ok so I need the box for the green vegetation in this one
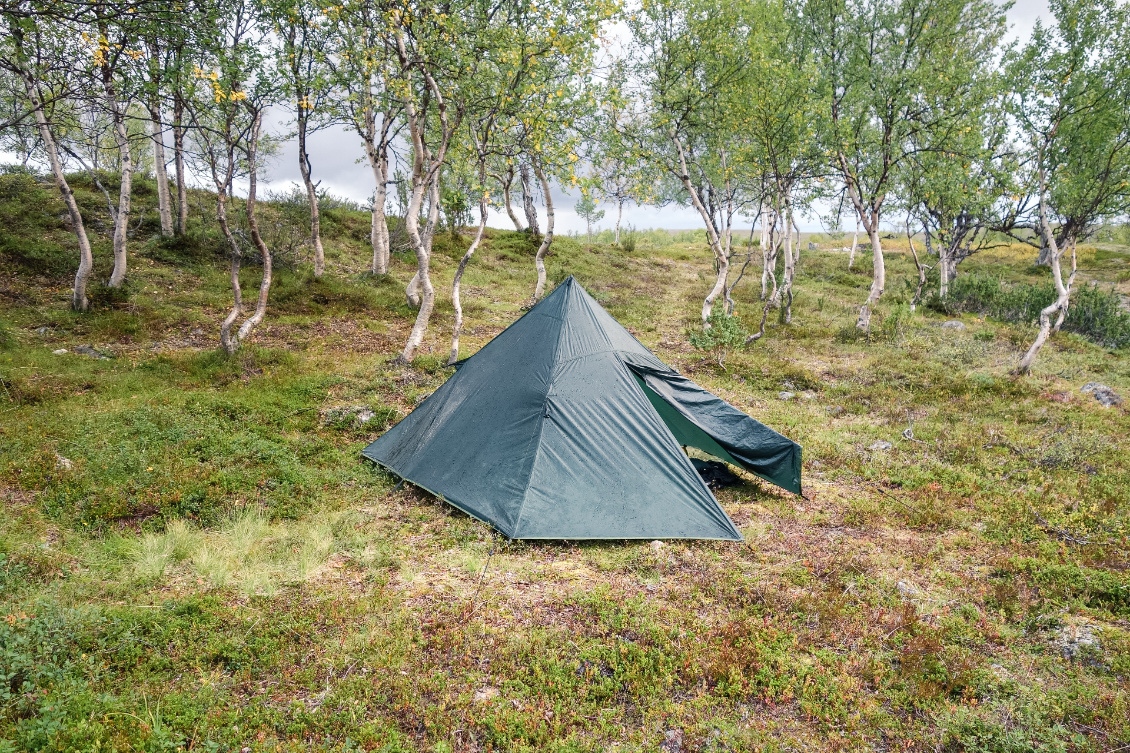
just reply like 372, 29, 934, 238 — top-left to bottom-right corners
0, 176, 1128, 751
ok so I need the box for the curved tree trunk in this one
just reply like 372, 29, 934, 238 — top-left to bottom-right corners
668, 132, 728, 326
1016, 186, 1077, 375
614, 199, 624, 245
23, 75, 94, 311
531, 163, 556, 303
907, 222, 928, 311
218, 186, 242, 354
450, 172, 489, 365
236, 110, 272, 342
856, 222, 885, 330
398, 170, 438, 362
848, 217, 860, 269
499, 167, 524, 231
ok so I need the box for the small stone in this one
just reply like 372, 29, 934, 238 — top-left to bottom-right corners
897, 580, 918, 597
473, 686, 499, 703
778, 391, 796, 400
1054, 623, 1102, 664
800, 390, 817, 400
55, 454, 74, 471
649, 540, 665, 552
941, 320, 966, 330
190, 327, 204, 336
1081, 382, 1122, 407
807, 242, 818, 250
826, 405, 844, 416
36, 326, 50, 336
73, 344, 110, 360
52, 348, 68, 355
809, 460, 823, 468
660, 729, 685, 753
868, 440, 893, 451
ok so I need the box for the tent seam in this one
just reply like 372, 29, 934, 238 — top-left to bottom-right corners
510, 280, 574, 538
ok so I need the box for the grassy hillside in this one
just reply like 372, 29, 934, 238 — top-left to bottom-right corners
1, 167, 1128, 752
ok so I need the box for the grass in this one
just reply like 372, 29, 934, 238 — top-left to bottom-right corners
0, 173, 1128, 751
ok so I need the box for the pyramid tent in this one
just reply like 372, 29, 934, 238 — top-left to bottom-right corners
362, 276, 801, 541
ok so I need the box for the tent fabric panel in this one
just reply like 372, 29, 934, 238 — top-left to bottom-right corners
621, 354, 802, 495
632, 374, 742, 467
515, 352, 742, 541
361, 291, 571, 535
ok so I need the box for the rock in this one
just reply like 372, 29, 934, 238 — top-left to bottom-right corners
778, 391, 796, 400
52, 348, 68, 355
660, 729, 685, 753
649, 540, 665, 552
782, 380, 797, 390
1054, 623, 1102, 664
54, 454, 74, 471
73, 345, 110, 360
1081, 382, 1122, 407
35, 326, 50, 336
800, 390, 817, 400
897, 580, 918, 598
190, 327, 204, 336
321, 405, 379, 428
807, 242, 818, 250
941, 320, 966, 330
826, 405, 844, 416
809, 459, 822, 468
473, 686, 499, 703
868, 440, 893, 451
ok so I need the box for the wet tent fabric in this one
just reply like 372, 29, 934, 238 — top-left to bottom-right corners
361, 276, 801, 540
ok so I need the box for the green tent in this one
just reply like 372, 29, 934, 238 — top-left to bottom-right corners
362, 276, 801, 541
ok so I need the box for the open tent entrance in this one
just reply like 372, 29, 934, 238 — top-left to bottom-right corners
631, 374, 741, 467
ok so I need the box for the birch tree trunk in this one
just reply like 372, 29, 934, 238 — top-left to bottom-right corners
531, 163, 555, 302
22, 73, 94, 311
848, 217, 859, 269
907, 222, 928, 311
296, 109, 325, 277
218, 182, 242, 354
669, 132, 728, 325
105, 79, 133, 289
614, 199, 623, 245
519, 162, 540, 235
236, 109, 272, 342
759, 208, 770, 300
450, 165, 489, 364
149, 102, 174, 237
781, 199, 796, 323
364, 110, 392, 274
398, 168, 438, 362
173, 94, 189, 236
1015, 188, 1077, 375
840, 170, 884, 330
496, 167, 524, 231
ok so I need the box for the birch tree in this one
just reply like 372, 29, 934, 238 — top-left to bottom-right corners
185, 0, 278, 353
1, 3, 95, 310
802, 0, 1006, 329
626, 0, 758, 326
1009, 0, 1130, 374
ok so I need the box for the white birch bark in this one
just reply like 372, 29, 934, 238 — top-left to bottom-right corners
149, 104, 173, 237
450, 169, 489, 364
364, 108, 392, 274
519, 162, 540, 235
848, 217, 859, 269
669, 131, 728, 325
21, 72, 94, 311
1015, 182, 1077, 375
236, 109, 272, 341
296, 110, 325, 277
173, 94, 188, 236
531, 163, 555, 302
105, 75, 133, 289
